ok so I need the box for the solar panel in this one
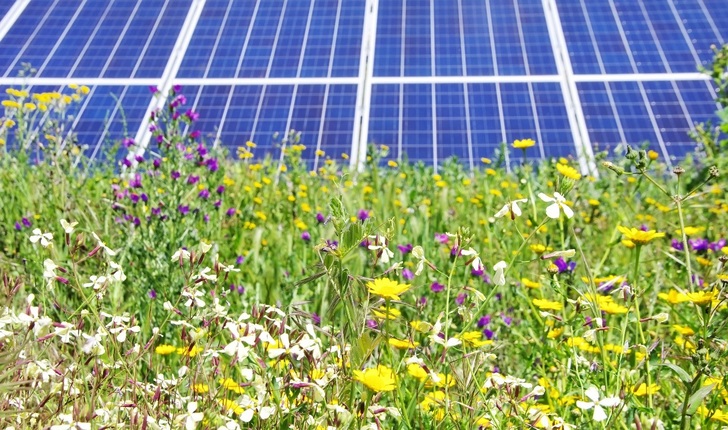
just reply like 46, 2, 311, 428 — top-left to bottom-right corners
0, 0, 725, 170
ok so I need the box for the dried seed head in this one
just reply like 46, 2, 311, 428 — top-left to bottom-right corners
709, 166, 719, 178
673, 166, 685, 176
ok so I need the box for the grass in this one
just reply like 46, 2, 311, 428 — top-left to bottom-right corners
0, 48, 727, 429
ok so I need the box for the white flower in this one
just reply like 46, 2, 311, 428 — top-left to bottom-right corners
91, 232, 116, 256
268, 333, 304, 360
576, 386, 620, 422
178, 402, 204, 430
83, 275, 107, 290
43, 259, 58, 279
538, 192, 574, 219
194, 267, 217, 282
493, 261, 507, 286
182, 288, 206, 308
29, 229, 53, 247
199, 241, 212, 254
60, 219, 78, 234
108, 261, 126, 282
171, 248, 191, 262
494, 199, 528, 219
411, 246, 427, 275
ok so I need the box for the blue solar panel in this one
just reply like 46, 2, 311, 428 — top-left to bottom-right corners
558, 0, 725, 75
368, 82, 576, 166
0, 1, 191, 79
577, 80, 717, 159
0, 2, 13, 18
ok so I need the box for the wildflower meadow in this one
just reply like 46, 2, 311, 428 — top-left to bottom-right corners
0, 48, 728, 430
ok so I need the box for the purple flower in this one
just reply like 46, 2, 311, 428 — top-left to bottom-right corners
671, 239, 684, 251
311, 313, 321, 325
148, 289, 157, 299
178, 205, 189, 215
482, 328, 494, 340
237, 285, 245, 294
325, 240, 339, 250
203, 214, 210, 223
471, 263, 485, 277
455, 292, 467, 306
359, 238, 371, 248
135, 155, 144, 164
14, 221, 22, 231
553, 257, 576, 273
189, 130, 201, 139
226, 208, 236, 217
198, 189, 210, 199
173, 84, 182, 93
185, 109, 199, 121
689, 238, 709, 252
207, 158, 219, 172
149, 85, 159, 94
196, 144, 207, 157
130, 194, 140, 204
501, 315, 513, 326
129, 174, 142, 188
357, 209, 370, 221
435, 233, 449, 244
418, 296, 427, 306
301, 231, 311, 242
140, 193, 148, 202
477, 315, 491, 328
171, 171, 180, 180
709, 238, 726, 252
153, 158, 161, 169
366, 319, 378, 329
397, 243, 413, 254
156, 134, 164, 143
213, 200, 222, 208
236, 256, 245, 265
640, 224, 649, 232
216, 185, 225, 195
149, 124, 157, 132
151, 207, 162, 217
121, 158, 132, 168
133, 217, 141, 226
402, 269, 414, 280
187, 175, 199, 185
122, 137, 135, 148
430, 281, 445, 293
316, 212, 326, 224
22, 217, 31, 228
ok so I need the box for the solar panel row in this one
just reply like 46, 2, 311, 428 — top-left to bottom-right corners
0, 0, 724, 169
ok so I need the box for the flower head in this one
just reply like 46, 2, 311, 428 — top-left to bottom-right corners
353, 365, 397, 392
617, 226, 665, 246
366, 278, 410, 300
576, 386, 620, 422
29, 229, 53, 247
494, 199, 528, 220
538, 192, 573, 219
513, 139, 536, 149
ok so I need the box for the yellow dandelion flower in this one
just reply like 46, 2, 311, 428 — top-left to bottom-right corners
617, 226, 665, 245
388, 160, 398, 167
675, 226, 704, 236
193, 383, 210, 394
556, 163, 582, 180
521, 278, 541, 289
407, 364, 428, 381
684, 290, 718, 306
218, 378, 245, 394
513, 138, 536, 149
671, 325, 695, 336
532, 298, 563, 311
366, 278, 410, 300
217, 398, 244, 415
647, 150, 659, 160
353, 365, 396, 392
459, 331, 492, 347
177, 345, 203, 357
530, 244, 547, 254
632, 383, 660, 396
154, 344, 177, 355
371, 306, 401, 320
547, 327, 563, 339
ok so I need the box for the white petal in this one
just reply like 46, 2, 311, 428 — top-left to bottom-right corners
592, 405, 608, 422
494, 204, 509, 218
494, 261, 507, 270
599, 396, 621, 408
240, 409, 255, 423
576, 400, 594, 411
561, 203, 574, 219
545, 203, 561, 219
584, 386, 601, 402
511, 203, 522, 217
538, 193, 553, 203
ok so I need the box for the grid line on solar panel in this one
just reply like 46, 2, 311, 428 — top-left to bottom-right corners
1, 0, 62, 78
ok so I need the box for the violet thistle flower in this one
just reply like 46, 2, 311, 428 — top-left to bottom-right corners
435, 233, 449, 244
397, 243, 413, 254
316, 212, 326, 224
198, 189, 210, 199
216, 185, 225, 195
171, 171, 180, 180
148, 290, 157, 299
189, 130, 201, 139
153, 158, 161, 169
178, 205, 189, 216
22, 217, 31, 228
301, 231, 311, 242
187, 175, 199, 185
455, 292, 467, 306
357, 209, 369, 221
671, 239, 684, 251
477, 315, 491, 328
14, 221, 22, 231
402, 269, 414, 280
226, 208, 236, 217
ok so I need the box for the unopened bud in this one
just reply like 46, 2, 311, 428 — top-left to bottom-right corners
602, 161, 624, 176
625, 145, 638, 160
652, 312, 669, 323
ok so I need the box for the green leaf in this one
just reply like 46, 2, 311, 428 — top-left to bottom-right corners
660, 363, 691, 384
686, 384, 715, 416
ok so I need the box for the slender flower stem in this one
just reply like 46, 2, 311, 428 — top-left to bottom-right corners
675, 196, 694, 291
631, 245, 653, 409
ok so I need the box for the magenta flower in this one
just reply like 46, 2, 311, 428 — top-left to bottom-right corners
301, 231, 311, 242
316, 212, 326, 224
430, 281, 444, 293
357, 209, 370, 221
178, 205, 189, 215
435, 233, 449, 244
402, 269, 414, 280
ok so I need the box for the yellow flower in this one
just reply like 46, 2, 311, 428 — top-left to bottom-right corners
177, 345, 204, 357
218, 378, 245, 394
684, 290, 718, 306
366, 278, 410, 300
410, 320, 432, 333
530, 244, 547, 254
407, 364, 428, 381
513, 138, 536, 149
617, 226, 665, 245
696, 406, 728, 424
632, 383, 660, 396
671, 325, 695, 336
388, 160, 398, 167
459, 331, 492, 347
647, 150, 658, 160
674, 335, 696, 352
521, 278, 541, 289
547, 328, 563, 339
556, 163, 581, 180
154, 344, 177, 355
217, 398, 244, 415
388, 338, 419, 349
480, 157, 492, 164
193, 383, 210, 394
420, 391, 447, 411
532, 298, 563, 311
2, 100, 20, 109
426, 373, 456, 388
696, 256, 711, 266
675, 226, 704, 236
353, 365, 396, 392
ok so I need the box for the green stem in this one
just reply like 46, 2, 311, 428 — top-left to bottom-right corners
675, 197, 694, 291
631, 245, 653, 409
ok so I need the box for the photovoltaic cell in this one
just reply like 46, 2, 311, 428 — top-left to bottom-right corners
0, 2, 13, 19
